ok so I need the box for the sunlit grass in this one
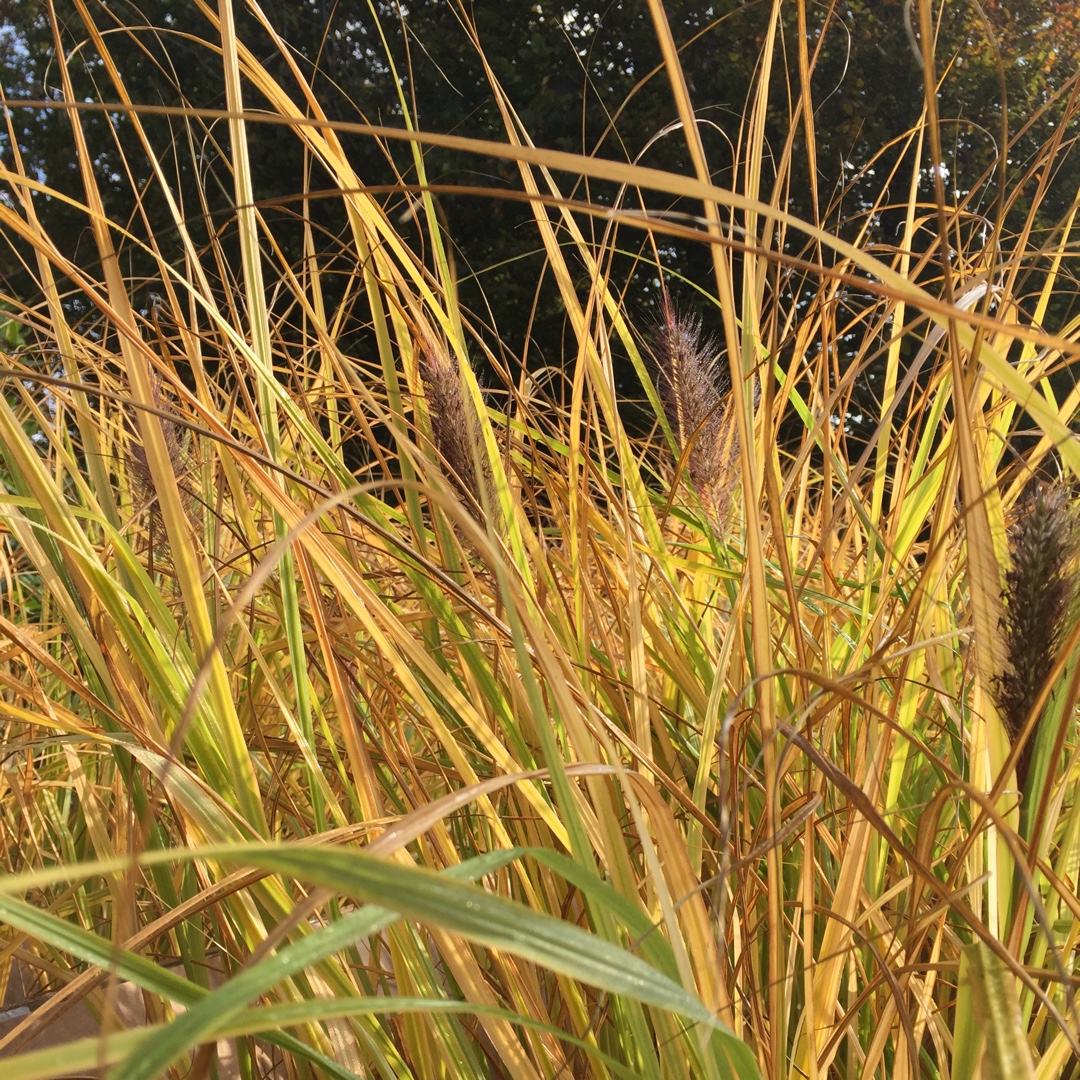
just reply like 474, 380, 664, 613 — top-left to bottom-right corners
1, 2, 1080, 1079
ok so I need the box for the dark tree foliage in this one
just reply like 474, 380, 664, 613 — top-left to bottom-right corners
2, 0, 1079, 433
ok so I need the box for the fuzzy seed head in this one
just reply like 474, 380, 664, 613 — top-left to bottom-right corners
650, 295, 740, 528
418, 341, 489, 516
995, 484, 1078, 785
126, 377, 198, 534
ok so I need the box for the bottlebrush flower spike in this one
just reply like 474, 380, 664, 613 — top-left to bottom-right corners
418, 338, 489, 517
650, 293, 741, 529
995, 483, 1078, 788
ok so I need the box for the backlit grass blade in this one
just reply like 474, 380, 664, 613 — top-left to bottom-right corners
964, 941, 1037, 1080
0, 843, 757, 1079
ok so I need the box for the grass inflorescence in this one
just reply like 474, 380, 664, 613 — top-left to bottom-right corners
996, 485, 1080, 791
649, 291, 742, 531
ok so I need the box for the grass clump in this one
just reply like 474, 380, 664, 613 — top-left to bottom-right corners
1, 3, 1080, 1080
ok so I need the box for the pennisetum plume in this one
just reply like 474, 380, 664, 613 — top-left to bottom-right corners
994, 483, 1079, 790
417, 337, 490, 520
649, 291, 742, 530
125, 375, 200, 550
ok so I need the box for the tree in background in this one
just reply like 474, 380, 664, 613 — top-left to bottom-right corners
2, 1, 1079, 432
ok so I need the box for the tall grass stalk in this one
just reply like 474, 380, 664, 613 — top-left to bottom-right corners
2, 2, 1080, 1078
